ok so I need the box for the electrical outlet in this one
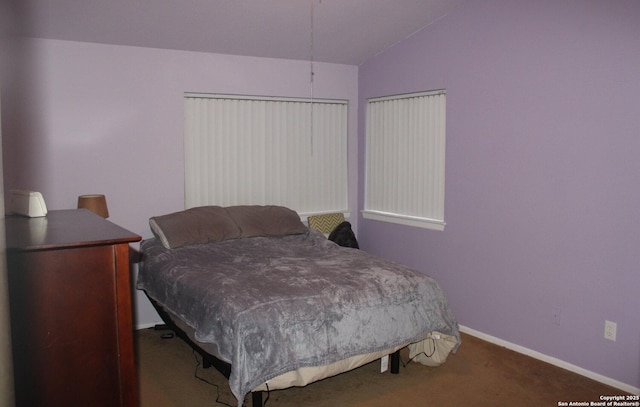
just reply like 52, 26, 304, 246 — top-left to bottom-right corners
604, 320, 617, 341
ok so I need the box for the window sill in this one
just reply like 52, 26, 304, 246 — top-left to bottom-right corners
361, 210, 445, 231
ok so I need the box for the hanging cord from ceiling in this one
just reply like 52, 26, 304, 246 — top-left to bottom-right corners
309, 0, 316, 155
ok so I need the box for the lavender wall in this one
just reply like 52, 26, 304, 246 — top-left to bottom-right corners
1, 38, 359, 328
358, 0, 640, 390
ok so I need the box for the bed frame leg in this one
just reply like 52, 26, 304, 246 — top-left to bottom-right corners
390, 350, 400, 374
251, 391, 263, 407
202, 356, 212, 369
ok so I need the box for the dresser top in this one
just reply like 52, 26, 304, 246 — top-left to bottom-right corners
5, 209, 141, 252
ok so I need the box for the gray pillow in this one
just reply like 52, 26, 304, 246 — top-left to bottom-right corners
149, 206, 241, 249
224, 205, 307, 238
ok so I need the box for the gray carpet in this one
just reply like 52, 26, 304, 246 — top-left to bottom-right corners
136, 328, 627, 406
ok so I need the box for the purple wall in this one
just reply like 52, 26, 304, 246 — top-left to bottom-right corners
359, 0, 640, 390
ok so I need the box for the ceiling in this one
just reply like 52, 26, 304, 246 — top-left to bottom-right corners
12, 0, 465, 65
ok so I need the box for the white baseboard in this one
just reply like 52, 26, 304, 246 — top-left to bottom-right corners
459, 325, 640, 395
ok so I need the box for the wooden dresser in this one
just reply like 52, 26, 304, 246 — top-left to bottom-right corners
5, 209, 141, 406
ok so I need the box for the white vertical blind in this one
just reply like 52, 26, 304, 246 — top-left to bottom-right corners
184, 94, 348, 216
364, 90, 446, 230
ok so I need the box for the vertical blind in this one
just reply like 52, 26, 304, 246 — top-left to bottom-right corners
364, 90, 446, 230
184, 94, 348, 216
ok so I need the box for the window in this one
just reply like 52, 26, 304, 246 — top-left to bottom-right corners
363, 90, 446, 230
184, 93, 348, 217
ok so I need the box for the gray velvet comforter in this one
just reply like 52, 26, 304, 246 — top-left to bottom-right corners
137, 229, 459, 405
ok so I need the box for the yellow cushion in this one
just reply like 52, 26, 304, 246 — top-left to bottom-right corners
307, 213, 345, 235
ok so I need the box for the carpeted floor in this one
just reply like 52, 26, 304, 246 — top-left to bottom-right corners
136, 328, 628, 407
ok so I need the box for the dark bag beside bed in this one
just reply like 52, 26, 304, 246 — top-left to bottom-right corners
328, 221, 359, 249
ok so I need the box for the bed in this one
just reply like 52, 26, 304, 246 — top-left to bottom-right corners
136, 205, 460, 407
